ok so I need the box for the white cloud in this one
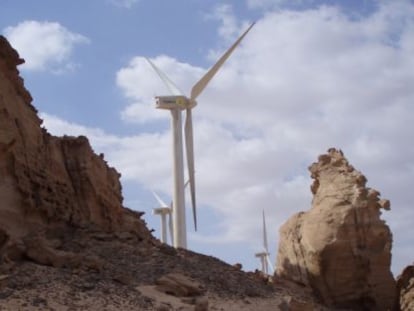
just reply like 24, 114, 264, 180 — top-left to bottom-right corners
3, 21, 89, 72
108, 0, 139, 9
246, 0, 312, 10
205, 4, 254, 63
247, 0, 286, 9
206, 4, 240, 42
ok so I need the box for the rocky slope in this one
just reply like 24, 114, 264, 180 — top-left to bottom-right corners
0, 226, 326, 310
276, 148, 397, 310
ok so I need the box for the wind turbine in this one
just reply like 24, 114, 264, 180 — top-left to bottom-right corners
147, 23, 255, 249
152, 191, 173, 244
151, 180, 190, 245
255, 210, 274, 275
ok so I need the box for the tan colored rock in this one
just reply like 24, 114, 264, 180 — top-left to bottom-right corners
276, 148, 396, 310
277, 295, 316, 311
0, 35, 152, 261
396, 264, 414, 311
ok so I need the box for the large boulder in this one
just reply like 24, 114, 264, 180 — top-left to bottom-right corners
276, 148, 396, 310
0, 36, 152, 262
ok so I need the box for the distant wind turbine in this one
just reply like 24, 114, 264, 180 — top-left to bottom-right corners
152, 191, 173, 244
151, 180, 190, 245
147, 23, 255, 249
255, 210, 274, 275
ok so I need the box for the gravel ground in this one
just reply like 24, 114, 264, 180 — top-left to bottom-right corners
0, 227, 326, 310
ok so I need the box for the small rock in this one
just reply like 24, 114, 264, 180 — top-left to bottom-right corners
156, 303, 171, 311
194, 296, 208, 311
115, 231, 135, 241
279, 296, 314, 311
32, 297, 47, 307
113, 273, 133, 285
155, 273, 205, 297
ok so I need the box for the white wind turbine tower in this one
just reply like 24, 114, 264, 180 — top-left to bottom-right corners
255, 210, 274, 275
147, 23, 255, 249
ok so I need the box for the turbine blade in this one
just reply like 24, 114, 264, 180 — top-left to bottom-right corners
184, 109, 197, 231
263, 209, 269, 252
145, 57, 183, 96
168, 210, 174, 244
266, 254, 274, 274
190, 22, 255, 100
152, 190, 169, 208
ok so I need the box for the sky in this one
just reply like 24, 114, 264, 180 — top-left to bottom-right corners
1, 0, 413, 276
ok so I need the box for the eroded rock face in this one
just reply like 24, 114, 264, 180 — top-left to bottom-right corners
276, 148, 396, 310
396, 264, 414, 311
0, 35, 152, 261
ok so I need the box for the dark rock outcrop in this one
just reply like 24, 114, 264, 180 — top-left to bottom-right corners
276, 148, 396, 310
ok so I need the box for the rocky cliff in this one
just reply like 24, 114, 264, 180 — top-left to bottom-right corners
276, 148, 397, 310
0, 35, 151, 261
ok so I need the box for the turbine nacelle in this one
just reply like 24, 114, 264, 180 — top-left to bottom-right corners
152, 207, 171, 215
155, 96, 197, 110
255, 251, 270, 257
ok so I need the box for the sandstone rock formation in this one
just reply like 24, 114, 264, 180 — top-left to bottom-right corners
397, 264, 414, 311
276, 148, 397, 310
0, 35, 152, 263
